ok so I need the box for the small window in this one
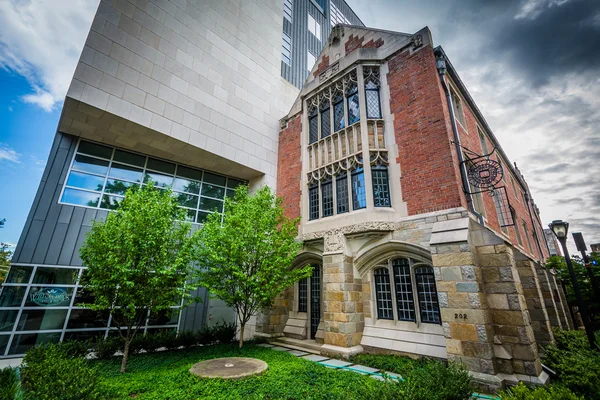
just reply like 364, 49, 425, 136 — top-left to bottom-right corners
372, 167, 391, 207
392, 259, 415, 322
333, 91, 345, 131
308, 185, 319, 220
346, 82, 360, 125
451, 89, 466, 128
336, 174, 349, 214
492, 187, 514, 227
514, 210, 523, 246
351, 168, 366, 210
307, 51, 316, 72
283, 0, 293, 22
320, 99, 331, 138
415, 266, 441, 324
478, 127, 489, 155
308, 14, 321, 41
282, 32, 291, 66
308, 106, 318, 144
523, 221, 533, 253
374, 268, 393, 320
298, 277, 307, 312
321, 180, 333, 217
473, 191, 486, 218
364, 69, 381, 119
510, 177, 518, 199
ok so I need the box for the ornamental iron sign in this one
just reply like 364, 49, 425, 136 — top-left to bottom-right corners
30, 288, 70, 306
466, 157, 503, 190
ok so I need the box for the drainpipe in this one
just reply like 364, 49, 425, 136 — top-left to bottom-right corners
435, 49, 484, 224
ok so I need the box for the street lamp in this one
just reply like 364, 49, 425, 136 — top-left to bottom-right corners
549, 220, 597, 349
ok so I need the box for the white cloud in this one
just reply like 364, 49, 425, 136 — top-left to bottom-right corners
0, 0, 99, 112
0, 144, 20, 163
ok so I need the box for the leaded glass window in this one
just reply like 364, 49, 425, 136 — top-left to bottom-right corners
320, 99, 331, 138
298, 277, 308, 312
372, 167, 391, 207
309, 185, 319, 220
351, 168, 366, 210
336, 174, 349, 214
364, 68, 381, 119
392, 259, 415, 322
346, 82, 360, 125
374, 268, 393, 320
415, 266, 441, 324
333, 91, 344, 132
321, 180, 333, 217
309, 106, 319, 144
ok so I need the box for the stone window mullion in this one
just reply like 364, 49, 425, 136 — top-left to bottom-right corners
388, 261, 399, 322
410, 262, 422, 326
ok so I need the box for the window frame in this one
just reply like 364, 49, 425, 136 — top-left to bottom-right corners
450, 88, 467, 129
371, 258, 441, 325
282, 32, 292, 66
307, 13, 321, 41
307, 51, 316, 73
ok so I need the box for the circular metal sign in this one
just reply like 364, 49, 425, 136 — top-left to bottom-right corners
466, 159, 503, 189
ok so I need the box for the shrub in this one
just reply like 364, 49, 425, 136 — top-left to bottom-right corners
0, 367, 23, 400
543, 329, 600, 399
197, 325, 217, 345
351, 354, 472, 400
21, 343, 101, 400
93, 336, 122, 359
213, 321, 237, 344
60, 339, 92, 358
498, 382, 582, 399
175, 330, 197, 348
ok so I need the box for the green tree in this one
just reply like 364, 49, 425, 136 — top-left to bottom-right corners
80, 183, 199, 372
546, 255, 600, 323
0, 242, 12, 284
194, 186, 311, 348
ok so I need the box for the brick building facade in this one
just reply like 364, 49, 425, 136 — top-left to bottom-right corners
257, 25, 572, 389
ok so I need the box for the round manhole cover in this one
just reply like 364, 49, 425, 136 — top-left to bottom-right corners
189, 357, 268, 380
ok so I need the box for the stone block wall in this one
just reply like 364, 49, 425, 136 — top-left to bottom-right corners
516, 260, 553, 345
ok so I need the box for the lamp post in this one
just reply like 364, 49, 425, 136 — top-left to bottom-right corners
549, 220, 596, 349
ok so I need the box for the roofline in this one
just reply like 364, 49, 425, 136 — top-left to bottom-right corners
433, 45, 530, 193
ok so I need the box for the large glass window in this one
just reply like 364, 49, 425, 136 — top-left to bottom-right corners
17, 309, 69, 331
282, 32, 291, 66
307, 14, 321, 41
351, 168, 366, 210
0, 286, 27, 307
372, 167, 391, 207
0, 310, 19, 332
284, 0, 293, 22
5, 266, 33, 284
307, 51, 316, 72
364, 68, 381, 119
298, 278, 308, 312
61, 140, 245, 224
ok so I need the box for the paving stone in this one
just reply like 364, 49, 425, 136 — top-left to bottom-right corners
347, 364, 379, 374
255, 343, 274, 348
288, 350, 309, 356
270, 346, 291, 351
318, 359, 352, 368
301, 354, 330, 362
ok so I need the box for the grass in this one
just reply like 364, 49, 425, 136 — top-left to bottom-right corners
93, 344, 384, 399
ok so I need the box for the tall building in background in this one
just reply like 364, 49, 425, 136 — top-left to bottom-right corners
0, 0, 361, 358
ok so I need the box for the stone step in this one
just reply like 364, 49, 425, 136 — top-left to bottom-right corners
269, 338, 322, 354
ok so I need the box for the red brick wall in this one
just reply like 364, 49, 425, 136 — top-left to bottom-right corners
345, 34, 384, 56
387, 45, 466, 215
451, 79, 548, 261
277, 114, 302, 222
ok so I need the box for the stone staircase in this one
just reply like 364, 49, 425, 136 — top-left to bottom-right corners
269, 337, 322, 354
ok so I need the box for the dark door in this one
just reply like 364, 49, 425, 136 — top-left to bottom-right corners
310, 265, 321, 339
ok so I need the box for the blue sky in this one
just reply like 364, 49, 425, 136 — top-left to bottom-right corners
0, 0, 599, 255
0, 68, 58, 248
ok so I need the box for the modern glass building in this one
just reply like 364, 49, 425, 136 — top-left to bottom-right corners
0, 0, 362, 358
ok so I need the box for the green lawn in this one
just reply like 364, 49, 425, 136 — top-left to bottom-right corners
94, 344, 383, 399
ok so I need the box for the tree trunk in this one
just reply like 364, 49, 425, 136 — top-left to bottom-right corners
239, 323, 245, 348
120, 339, 130, 373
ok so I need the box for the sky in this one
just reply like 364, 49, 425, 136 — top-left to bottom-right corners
0, 0, 598, 255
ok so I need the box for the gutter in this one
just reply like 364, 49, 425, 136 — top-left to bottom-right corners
434, 49, 484, 224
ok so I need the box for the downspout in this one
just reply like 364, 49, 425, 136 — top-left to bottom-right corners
435, 49, 484, 224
